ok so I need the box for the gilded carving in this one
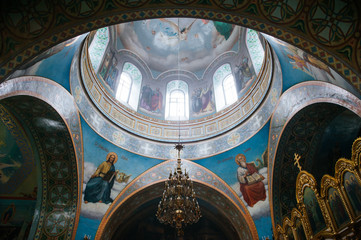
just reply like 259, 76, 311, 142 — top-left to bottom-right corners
278, 137, 361, 239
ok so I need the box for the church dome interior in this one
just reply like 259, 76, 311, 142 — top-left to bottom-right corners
1, 1, 361, 240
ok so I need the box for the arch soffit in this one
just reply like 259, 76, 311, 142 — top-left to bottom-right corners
1, 2, 361, 91
97, 182, 249, 240
268, 81, 361, 233
97, 159, 258, 239
0, 76, 83, 239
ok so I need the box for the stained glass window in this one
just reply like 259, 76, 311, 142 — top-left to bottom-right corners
246, 29, 264, 75
89, 27, 109, 73
165, 80, 189, 120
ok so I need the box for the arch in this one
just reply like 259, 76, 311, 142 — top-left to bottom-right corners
96, 159, 258, 239
0, 76, 83, 239
1, 2, 361, 92
269, 81, 361, 234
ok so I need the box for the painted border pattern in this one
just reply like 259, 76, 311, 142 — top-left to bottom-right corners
0, 76, 83, 239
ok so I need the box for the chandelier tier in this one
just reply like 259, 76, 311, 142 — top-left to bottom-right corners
156, 143, 202, 236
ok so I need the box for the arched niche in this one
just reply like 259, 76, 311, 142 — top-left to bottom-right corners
0, 76, 83, 239
268, 81, 361, 232
96, 159, 257, 239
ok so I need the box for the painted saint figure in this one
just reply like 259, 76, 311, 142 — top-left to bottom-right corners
84, 152, 129, 204
235, 57, 255, 93
1, 203, 15, 224
235, 154, 266, 207
191, 86, 213, 114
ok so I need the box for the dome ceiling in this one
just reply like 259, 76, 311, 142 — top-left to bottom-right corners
114, 18, 240, 73
78, 18, 280, 155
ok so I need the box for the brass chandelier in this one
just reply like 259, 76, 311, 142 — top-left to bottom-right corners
156, 143, 202, 236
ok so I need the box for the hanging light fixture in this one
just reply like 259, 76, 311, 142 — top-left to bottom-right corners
156, 143, 202, 236
156, 18, 201, 236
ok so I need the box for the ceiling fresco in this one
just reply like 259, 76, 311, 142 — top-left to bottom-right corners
1, 0, 361, 92
264, 35, 361, 97
115, 19, 239, 73
1, 5, 361, 239
80, 32, 275, 143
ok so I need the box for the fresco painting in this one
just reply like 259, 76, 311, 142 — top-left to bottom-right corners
0, 200, 36, 240
105, 57, 118, 91
303, 187, 326, 235
115, 18, 240, 73
234, 56, 256, 96
9, 35, 86, 91
99, 52, 111, 81
263, 35, 361, 97
328, 187, 349, 228
266, 36, 335, 80
77, 118, 163, 239
195, 122, 271, 239
191, 84, 215, 117
343, 171, 361, 215
0, 109, 37, 198
139, 85, 163, 116
235, 153, 266, 207
84, 152, 130, 204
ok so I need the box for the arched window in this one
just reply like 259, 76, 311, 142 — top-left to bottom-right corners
165, 80, 189, 120
88, 27, 109, 73
116, 72, 132, 103
246, 29, 265, 75
169, 90, 185, 118
115, 62, 142, 110
213, 63, 237, 111
223, 74, 237, 105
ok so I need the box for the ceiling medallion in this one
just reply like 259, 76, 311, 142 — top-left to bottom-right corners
156, 143, 202, 236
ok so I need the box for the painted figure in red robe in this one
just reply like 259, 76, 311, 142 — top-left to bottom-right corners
236, 153, 266, 207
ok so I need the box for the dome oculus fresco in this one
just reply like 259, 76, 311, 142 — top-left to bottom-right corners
84, 18, 273, 142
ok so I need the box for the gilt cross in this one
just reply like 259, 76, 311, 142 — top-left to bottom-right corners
294, 153, 302, 172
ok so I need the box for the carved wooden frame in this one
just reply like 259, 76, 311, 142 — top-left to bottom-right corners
295, 171, 333, 238
291, 208, 307, 240
335, 158, 361, 222
277, 137, 361, 239
320, 174, 353, 232
275, 223, 286, 240
283, 217, 296, 240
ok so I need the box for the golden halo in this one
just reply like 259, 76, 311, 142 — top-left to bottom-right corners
235, 154, 246, 165
106, 152, 118, 164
